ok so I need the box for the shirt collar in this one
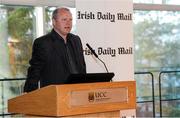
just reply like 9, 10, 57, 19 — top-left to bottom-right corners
51, 29, 71, 43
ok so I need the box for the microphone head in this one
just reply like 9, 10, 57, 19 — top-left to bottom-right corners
86, 43, 90, 47
86, 43, 98, 58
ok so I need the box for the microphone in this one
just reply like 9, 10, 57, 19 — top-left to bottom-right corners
86, 43, 98, 58
86, 43, 109, 73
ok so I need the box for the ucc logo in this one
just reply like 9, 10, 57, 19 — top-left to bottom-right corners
94, 92, 107, 98
88, 91, 107, 102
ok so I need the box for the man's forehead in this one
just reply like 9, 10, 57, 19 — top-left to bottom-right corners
58, 9, 70, 14
58, 11, 72, 16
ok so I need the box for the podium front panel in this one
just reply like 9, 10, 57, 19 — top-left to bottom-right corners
57, 81, 136, 116
70, 87, 128, 106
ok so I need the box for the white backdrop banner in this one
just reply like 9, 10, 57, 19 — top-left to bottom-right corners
76, 0, 134, 81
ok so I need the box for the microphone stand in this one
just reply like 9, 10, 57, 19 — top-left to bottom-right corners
97, 57, 109, 73
86, 43, 109, 73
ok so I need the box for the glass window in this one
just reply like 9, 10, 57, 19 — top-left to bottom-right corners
165, 0, 180, 5
0, 5, 36, 78
134, 10, 180, 72
0, 80, 25, 114
45, 7, 55, 33
133, 0, 163, 4
134, 10, 180, 117
0, 5, 36, 115
135, 73, 154, 117
160, 72, 180, 116
133, 0, 180, 5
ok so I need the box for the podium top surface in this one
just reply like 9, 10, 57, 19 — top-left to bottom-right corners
65, 72, 114, 84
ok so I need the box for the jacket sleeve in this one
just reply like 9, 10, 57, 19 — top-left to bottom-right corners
24, 39, 47, 92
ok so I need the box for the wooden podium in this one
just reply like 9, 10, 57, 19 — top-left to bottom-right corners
8, 81, 136, 117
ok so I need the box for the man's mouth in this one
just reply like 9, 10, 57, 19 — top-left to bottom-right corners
65, 27, 70, 29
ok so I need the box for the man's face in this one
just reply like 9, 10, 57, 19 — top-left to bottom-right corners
53, 10, 72, 36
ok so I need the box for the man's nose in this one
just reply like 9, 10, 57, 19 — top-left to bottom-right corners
67, 20, 72, 24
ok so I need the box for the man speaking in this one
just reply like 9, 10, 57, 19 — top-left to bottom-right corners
24, 7, 86, 92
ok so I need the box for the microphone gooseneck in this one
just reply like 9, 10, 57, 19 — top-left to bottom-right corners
86, 43, 109, 73
97, 57, 109, 73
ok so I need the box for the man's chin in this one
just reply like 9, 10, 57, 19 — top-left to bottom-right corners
65, 31, 71, 34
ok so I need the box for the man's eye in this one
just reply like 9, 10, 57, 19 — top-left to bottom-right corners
61, 18, 72, 22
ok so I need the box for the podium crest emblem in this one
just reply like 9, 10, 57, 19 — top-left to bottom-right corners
88, 92, 94, 102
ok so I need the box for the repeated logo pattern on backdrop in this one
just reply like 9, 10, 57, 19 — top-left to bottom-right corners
76, 0, 134, 81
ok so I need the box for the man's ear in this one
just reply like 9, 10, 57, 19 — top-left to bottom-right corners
52, 19, 56, 27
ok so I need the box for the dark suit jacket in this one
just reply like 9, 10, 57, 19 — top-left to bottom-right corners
24, 29, 86, 92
